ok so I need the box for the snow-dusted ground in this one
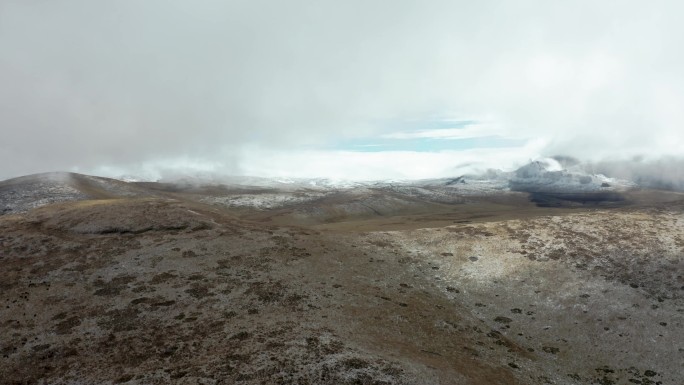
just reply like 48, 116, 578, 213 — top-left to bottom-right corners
0, 159, 642, 215
200, 191, 330, 210
0, 173, 88, 215
386, 177, 511, 198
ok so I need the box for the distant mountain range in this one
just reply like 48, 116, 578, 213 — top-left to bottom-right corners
0, 157, 646, 216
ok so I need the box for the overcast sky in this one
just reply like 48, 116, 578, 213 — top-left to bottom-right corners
1, 1, 683, 180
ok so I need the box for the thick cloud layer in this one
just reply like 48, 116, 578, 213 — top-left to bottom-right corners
1, 1, 682, 180
586, 157, 684, 191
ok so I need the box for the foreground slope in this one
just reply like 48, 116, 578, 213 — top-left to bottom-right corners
0, 174, 682, 384
1, 199, 522, 384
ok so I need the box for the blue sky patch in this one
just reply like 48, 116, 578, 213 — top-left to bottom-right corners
328, 119, 524, 152
331, 136, 525, 152
379, 119, 478, 132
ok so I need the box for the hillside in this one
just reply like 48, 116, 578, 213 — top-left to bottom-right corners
0, 172, 682, 384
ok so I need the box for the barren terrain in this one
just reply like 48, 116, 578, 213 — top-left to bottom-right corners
1, 173, 682, 384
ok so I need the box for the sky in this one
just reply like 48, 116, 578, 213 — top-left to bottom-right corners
1, 1, 683, 181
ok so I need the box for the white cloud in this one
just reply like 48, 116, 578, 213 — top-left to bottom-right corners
1, 1, 683, 180
234, 139, 547, 181
86, 157, 226, 182
382, 122, 506, 140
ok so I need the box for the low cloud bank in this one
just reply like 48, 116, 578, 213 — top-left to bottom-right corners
583, 156, 684, 191
512, 155, 684, 192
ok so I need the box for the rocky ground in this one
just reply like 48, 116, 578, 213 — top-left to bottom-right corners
0, 173, 682, 384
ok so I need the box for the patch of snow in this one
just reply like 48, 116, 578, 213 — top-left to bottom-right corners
0, 173, 88, 215
200, 192, 329, 210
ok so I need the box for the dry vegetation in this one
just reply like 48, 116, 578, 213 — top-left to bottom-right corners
1, 174, 682, 384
